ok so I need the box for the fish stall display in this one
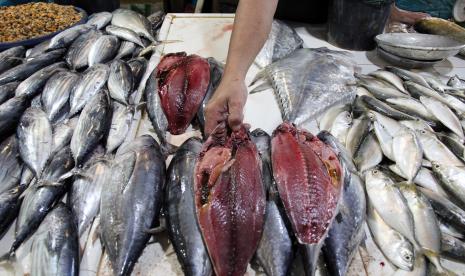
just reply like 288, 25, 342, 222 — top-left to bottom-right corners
1, 6, 465, 276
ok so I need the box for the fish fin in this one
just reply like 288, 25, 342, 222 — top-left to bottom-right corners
0, 251, 15, 266
423, 249, 445, 273
249, 70, 266, 87
134, 102, 146, 111
36, 180, 63, 188
145, 219, 166, 235
161, 142, 179, 157
58, 169, 78, 182
249, 81, 273, 94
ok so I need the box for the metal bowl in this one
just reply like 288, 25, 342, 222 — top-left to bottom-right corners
375, 33, 465, 61
377, 47, 443, 69
0, 7, 87, 51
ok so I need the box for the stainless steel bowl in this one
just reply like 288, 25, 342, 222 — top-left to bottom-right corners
377, 47, 443, 69
375, 33, 465, 61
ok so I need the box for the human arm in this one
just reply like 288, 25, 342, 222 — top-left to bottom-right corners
204, 0, 278, 135
390, 3, 430, 25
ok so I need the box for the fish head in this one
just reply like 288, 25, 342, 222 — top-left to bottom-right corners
394, 242, 415, 271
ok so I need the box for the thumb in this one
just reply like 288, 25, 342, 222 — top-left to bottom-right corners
228, 100, 244, 131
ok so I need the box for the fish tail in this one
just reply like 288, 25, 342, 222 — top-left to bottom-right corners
423, 249, 445, 273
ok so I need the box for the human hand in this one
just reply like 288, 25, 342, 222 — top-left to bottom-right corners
390, 4, 430, 25
204, 76, 248, 136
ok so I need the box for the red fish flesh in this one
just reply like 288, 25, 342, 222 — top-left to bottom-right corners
156, 52, 210, 135
271, 122, 343, 275
194, 124, 266, 276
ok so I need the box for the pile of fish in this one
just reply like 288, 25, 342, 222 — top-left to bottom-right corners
320, 65, 465, 274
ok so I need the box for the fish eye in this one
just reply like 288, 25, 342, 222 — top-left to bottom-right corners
421, 130, 426, 134
373, 169, 378, 175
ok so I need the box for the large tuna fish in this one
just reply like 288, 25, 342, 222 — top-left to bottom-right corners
194, 124, 266, 276
271, 122, 343, 276
156, 52, 210, 135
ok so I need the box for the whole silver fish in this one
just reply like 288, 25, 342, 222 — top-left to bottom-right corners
106, 102, 133, 153
11, 146, 74, 254
88, 35, 120, 67
106, 25, 145, 47
100, 135, 165, 276
115, 41, 136, 60
442, 93, 465, 118
69, 158, 109, 236
389, 165, 448, 198
71, 90, 112, 167
441, 233, 465, 263
433, 162, 465, 208
345, 115, 370, 157
30, 203, 79, 276
0, 49, 65, 86
86, 11, 112, 29
386, 97, 436, 121
361, 95, 417, 121
392, 256, 426, 276
69, 63, 110, 117
26, 39, 50, 59
365, 168, 418, 248
165, 137, 213, 276
66, 29, 103, 70
386, 66, 430, 88
400, 119, 435, 132
354, 133, 383, 172
108, 59, 134, 105
369, 69, 408, 94
405, 81, 450, 106
330, 111, 352, 145
318, 104, 350, 132
52, 118, 78, 156
41, 71, 79, 123
369, 111, 408, 136
48, 24, 93, 50
15, 62, 66, 99
17, 108, 53, 177
112, 9, 155, 42
127, 57, 147, 84
0, 136, 22, 194
392, 130, 423, 184
372, 121, 395, 161
357, 75, 408, 100
420, 96, 464, 140
0, 82, 19, 105
415, 129, 464, 166
0, 46, 25, 74
399, 185, 443, 271
437, 132, 465, 163
367, 202, 414, 271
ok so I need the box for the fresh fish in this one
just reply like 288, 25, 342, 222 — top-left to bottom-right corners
345, 115, 370, 157
0, 82, 19, 105
405, 81, 450, 105
195, 125, 266, 276
415, 129, 464, 166
10, 146, 74, 254
80, 216, 103, 276
256, 201, 293, 276
30, 203, 79, 276
399, 185, 443, 271
0, 136, 22, 194
419, 186, 465, 232
318, 104, 350, 132
437, 132, 465, 162
115, 41, 136, 60
372, 120, 395, 161
0, 46, 25, 74
65, 29, 103, 70
69, 158, 109, 236
69, 63, 110, 117
127, 57, 147, 85
365, 168, 418, 247
100, 135, 165, 276
400, 119, 435, 132
52, 118, 78, 155
354, 133, 383, 172
432, 162, 465, 208
392, 130, 423, 183
442, 93, 465, 117
147, 10, 165, 32
0, 49, 65, 86
441, 233, 465, 263
420, 96, 464, 140
106, 102, 133, 153
367, 109, 409, 137
14, 62, 65, 99
369, 69, 408, 94
106, 25, 145, 47
17, 108, 53, 177
392, 256, 426, 276
86, 12, 112, 29
26, 39, 50, 59
48, 24, 93, 50
41, 71, 79, 123
71, 90, 112, 167
357, 75, 408, 100
88, 35, 120, 67
197, 57, 223, 137
0, 185, 25, 240
361, 95, 416, 121
386, 66, 430, 88
258, 48, 357, 125
448, 75, 465, 88
330, 111, 352, 145
439, 219, 464, 240
367, 202, 414, 271
355, 86, 373, 98
165, 137, 212, 276
318, 131, 366, 276
250, 129, 273, 193
386, 97, 436, 121
112, 9, 156, 42
389, 165, 448, 198
108, 59, 134, 105
255, 20, 303, 68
